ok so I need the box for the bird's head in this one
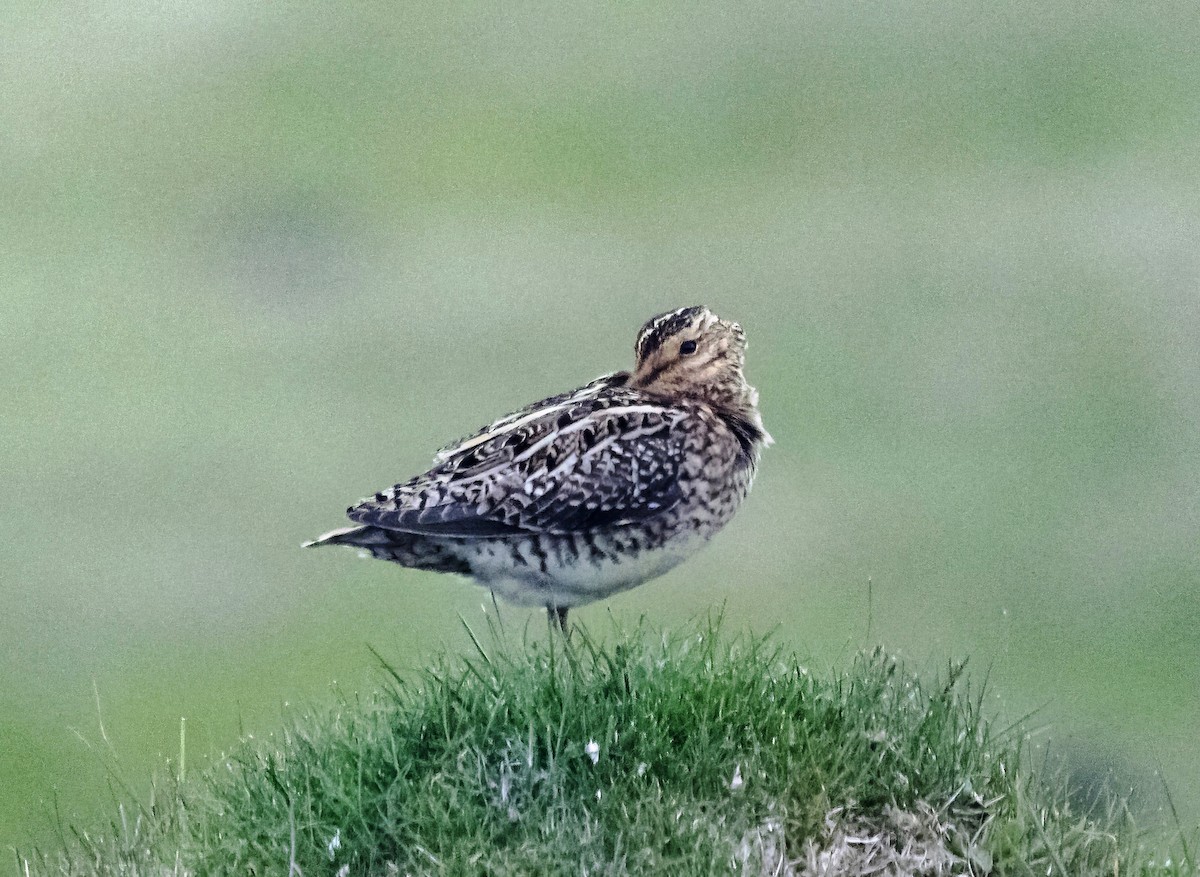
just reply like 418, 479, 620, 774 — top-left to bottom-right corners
631, 306, 758, 415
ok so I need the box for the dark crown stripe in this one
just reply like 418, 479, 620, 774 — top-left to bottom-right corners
635, 305, 706, 361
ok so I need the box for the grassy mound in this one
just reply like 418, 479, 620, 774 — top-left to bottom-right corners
23, 617, 1194, 875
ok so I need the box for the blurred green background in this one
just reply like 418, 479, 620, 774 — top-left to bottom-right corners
4, 0, 1198, 853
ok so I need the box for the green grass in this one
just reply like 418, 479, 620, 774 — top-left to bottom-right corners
19, 616, 1194, 876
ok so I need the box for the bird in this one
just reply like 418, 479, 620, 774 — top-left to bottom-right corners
304, 305, 771, 632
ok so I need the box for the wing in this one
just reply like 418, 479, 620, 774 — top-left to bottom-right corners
428, 372, 627, 465
347, 388, 688, 537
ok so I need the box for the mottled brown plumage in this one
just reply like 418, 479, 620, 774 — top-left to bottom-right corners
305, 306, 770, 630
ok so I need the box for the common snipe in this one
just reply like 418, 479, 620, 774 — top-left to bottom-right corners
305, 306, 771, 630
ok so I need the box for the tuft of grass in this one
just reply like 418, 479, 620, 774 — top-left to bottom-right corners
19, 615, 1196, 875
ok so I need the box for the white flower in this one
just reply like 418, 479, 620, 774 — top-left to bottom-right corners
585, 740, 600, 765
327, 828, 342, 859
729, 764, 744, 791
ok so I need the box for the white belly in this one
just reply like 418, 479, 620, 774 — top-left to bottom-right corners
474, 533, 705, 609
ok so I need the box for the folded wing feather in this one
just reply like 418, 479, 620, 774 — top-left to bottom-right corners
348, 393, 687, 537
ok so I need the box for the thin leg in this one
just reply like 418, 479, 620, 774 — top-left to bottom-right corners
549, 605, 569, 634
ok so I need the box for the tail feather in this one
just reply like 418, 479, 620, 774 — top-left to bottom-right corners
303, 524, 472, 575
301, 525, 375, 548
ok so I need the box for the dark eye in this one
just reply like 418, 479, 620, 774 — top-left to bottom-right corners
679, 339, 698, 355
